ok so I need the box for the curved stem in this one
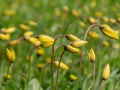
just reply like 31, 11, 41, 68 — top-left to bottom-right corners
51, 35, 65, 90
27, 46, 38, 90
55, 44, 66, 52
79, 24, 99, 68
99, 80, 104, 90
92, 62, 95, 90
55, 49, 65, 90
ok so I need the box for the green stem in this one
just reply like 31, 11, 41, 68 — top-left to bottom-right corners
99, 80, 104, 90
92, 62, 95, 90
27, 46, 38, 90
51, 35, 65, 90
55, 49, 65, 90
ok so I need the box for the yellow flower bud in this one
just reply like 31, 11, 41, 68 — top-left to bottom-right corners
71, 40, 87, 48
4, 73, 11, 80
28, 21, 37, 26
9, 40, 20, 46
28, 37, 41, 46
99, 24, 119, 40
113, 43, 119, 49
36, 63, 45, 69
65, 45, 80, 53
63, 5, 69, 12
38, 35, 54, 43
102, 64, 110, 80
54, 61, 69, 70
36, 47, 45, 56
0, 33, 10, 41
71, 9, 80, 17
95, 12, 103, 18
1, 27, 16, 34
6, 48, 16, 63
23, 31, 34, 37
20, 24, 30, 31
88, 48, 95, 62
102, 41, 110, 47
54, 8, 61, 16
88, 17, 96, 24
70, 74, 77, 80
88, 31, 99, 38
109, 18, 116, 24
79, 21, 86, 28
66, 34, 80, 42
101, 16, 109, 23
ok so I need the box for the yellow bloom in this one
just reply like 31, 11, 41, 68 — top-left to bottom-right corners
71, 9, 80, 17
6, 48, 16, 63
54, 61, 69, 70
0, 33, 10, 41
109, 18, 116, 24
36, 47, 45, 56
4, 9, 16, 16
88, 17, 96, 24
102, 41, 110, 47
66, 34, 80, 42
99, 24, 119, 40
71, 40, 87, 48
65, 45, 80, 53
9, 40, 20, 46
28, 21, 37, 26
23, 31, 34, 37
70, 74, 77, 80
28, 37, 41, 46
88, 31, 99, 38
88, 48, 95, 62
101, 16, 109, 23
54, 8, 61, 16
103, 64, 110, 80
63, 5, 69, 12
36, 63, 45, 69
95, 12, 103, 18
113, 43, 119, 49
1, 27, 16, 34
20, 24, 30, 31
79, 21, 86, 28
4, 73, 11, 80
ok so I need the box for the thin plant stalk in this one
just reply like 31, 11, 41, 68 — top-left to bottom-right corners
27, 46, 38, 90
80, 24, 99, 68
92, 62, 95, 90
99, 80, 104, 90
51, 35, 65, 90
55, 49, 65, 90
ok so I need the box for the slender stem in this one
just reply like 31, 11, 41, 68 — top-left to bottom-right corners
27, 46, 38, 90
55, 44, 66, 52
51, 35, 65, 90
99, 80, 104, 90
79, 24, 99, 68
55, 49, 65, 90
92, 62, 95, 90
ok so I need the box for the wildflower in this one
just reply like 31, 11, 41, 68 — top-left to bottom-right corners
71, 9, 80, 17
79, 21, 86, 28
54, 8, 61, 16
70, 74, 77, 80
36, 63, 45, 69
99, 24, 119, 40
113, 43, 119, 49
9, 40, 20, 46
65, 45, 80, 53
66, 34, 80, 42
109, 18, 116, 24
88, 48, 95, 62
88, 17, 96, 24
1, 27, 16, 34
54, 61, 69, 70
37, 35, 54, 47
63, 5, 69, 12
4, 73, 11, 80
102, 41, 110, 47
36, 47, 45, 56
102, 64, 110, 80
28, 21, 37, 26
0, 33, 10, 41
71, 40, 87, 48
20, 24, 30, 31
6, 48, 16, 63
95, 12, 103, 18
88, 31, 99, 38
23, 31, 34, 37
28, 37, 41, 46
101, 16, 109, 23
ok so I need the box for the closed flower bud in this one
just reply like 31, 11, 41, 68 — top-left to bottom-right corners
4, 73, 11, 80
1, 27, 16, 34
0, 33, 10, 41
54, 61, 69, 70
28, 21, 37, 26
99, 24, 119, 40
102, 64, 110, 80
23, 31, 34, 37
71, 9, 80, 17
36, 63, 45, 69
20, 24, 30, 31
88, 48, 95, 62
65, 45, 80, 53
88, 31, 99, 38
70, 74, 77, 80
71, 40, 87, 48
79, 21, 86, 28
101, 16, 109, 23
102, 41, 110, 47
66, 34, 80, 42
36, 47, 45, 56
6, 48, 16, 63
28, 37, 41, 46
88, 17, 96, 24
38, 35, 54, 43
9, 40, 20, 46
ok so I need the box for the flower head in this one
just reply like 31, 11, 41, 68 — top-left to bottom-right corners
102, 64, 110, 80
88, 48, 96, 62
